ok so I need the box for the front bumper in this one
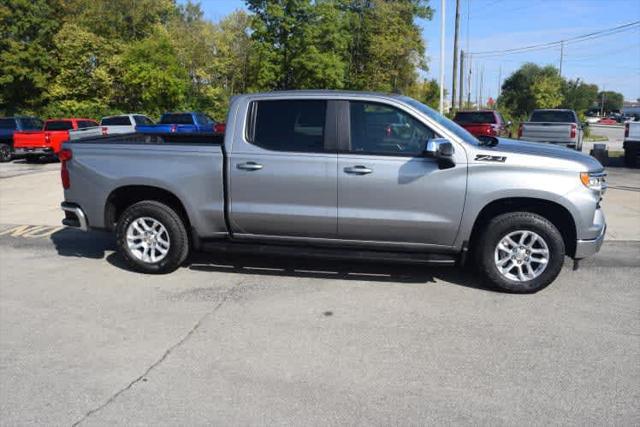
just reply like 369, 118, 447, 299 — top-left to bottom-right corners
14, 147, 54, 156
61, 202, 88, 231
574, 223, 606, 259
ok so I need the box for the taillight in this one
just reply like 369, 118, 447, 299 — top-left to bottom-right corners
625, 123, 630, 138
171, 124, 177, 133
214, 123, 226, 134
101, 127, 108, 136
518, 124, 523, 139
59, 149, 72, 189
570, 123, 576, 139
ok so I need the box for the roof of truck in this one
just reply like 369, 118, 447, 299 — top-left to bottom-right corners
242, 90, 403, 99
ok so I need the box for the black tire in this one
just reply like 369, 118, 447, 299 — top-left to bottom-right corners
625, 149, 638, 168
25, 155, 41, 163
116, 201, 189, 274
0, 143, 12, 162
475, 212, 565, 293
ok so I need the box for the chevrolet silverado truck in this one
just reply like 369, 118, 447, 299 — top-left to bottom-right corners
135, 112, 224, 134
518, 109, 584, 151
624, 120, 640, 167
60, 91, 607, 293
14, 118, 98, 161
0, 116, 43, 162
68, 114, 154, 140
453, 110, 511, 139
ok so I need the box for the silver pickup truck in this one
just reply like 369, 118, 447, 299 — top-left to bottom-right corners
60, 91, 607, 293
68, 114, 154, 140
519, 109, 584, 151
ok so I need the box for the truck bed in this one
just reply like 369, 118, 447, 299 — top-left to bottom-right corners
63, 133, 227, 237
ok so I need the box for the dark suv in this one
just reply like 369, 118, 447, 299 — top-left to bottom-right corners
0, 116, 44, 162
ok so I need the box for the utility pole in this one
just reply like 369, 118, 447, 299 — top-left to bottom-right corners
475, 63, 479, 109
559, 40, 564, 78
467, 54, 472, 108
479, 65, 484, 110
451, 0, 461, 111
459, 50, 465, 110
497, 65, 502, 108
439, 0, 445, 114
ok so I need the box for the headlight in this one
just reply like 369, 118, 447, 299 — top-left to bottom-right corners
580, 171, 607, 193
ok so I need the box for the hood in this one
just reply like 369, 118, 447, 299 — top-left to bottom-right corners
475, 138, 604, 172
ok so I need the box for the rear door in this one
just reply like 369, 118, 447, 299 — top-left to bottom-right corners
337, 100, 467, 247
228, 99, 338, 239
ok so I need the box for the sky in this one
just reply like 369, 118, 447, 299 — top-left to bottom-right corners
190, 0, 640, 102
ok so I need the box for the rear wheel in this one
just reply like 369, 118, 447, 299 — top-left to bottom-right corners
475, 212, 565, 293
116, 201, 189, 274
0, 143, 12, 162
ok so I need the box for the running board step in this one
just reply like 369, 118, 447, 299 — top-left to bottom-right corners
200, 241, 458, 266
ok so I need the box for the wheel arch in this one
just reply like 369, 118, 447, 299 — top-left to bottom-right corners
469, 197, 577, 258
104, 185, 192, 236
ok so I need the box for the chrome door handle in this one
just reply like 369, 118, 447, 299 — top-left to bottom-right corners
237, 162, 263, 171
344, 165, 373, 175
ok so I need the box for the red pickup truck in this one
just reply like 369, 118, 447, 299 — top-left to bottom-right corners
453, 110, 512, 138
14, 118, 98, 161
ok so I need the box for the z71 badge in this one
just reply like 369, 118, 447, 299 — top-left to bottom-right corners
475, 154, 507, 162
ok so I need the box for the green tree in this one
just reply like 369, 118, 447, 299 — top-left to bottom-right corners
0, 0, 63, 114
561, 78, 598, 113
499, 63, 563, 117
531, 74, 564, 109
45, 23, 118, 118
118, 28, 190, 116
596, 90, 624, 113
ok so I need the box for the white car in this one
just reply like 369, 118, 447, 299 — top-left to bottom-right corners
68, 114, 154, 140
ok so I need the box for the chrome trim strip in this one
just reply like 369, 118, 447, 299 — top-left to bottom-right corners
61, 203, 88, 231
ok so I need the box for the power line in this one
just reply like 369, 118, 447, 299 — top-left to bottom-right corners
469, 21, 640, 58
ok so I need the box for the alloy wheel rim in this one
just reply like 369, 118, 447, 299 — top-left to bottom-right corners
126, 217, 170, 263
494, 230, 550, 282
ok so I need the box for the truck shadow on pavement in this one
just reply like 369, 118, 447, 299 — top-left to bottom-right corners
50, 229, 496, 292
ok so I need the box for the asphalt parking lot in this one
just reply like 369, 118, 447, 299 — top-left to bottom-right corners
0, 159, 639, 425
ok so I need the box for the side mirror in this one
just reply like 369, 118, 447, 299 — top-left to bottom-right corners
425, 138, 455, 169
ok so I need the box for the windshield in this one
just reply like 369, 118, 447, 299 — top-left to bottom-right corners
401, 96, 479, 145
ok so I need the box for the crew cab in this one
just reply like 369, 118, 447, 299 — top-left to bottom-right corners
60, 91, 607, 293
453, 110, 511, 139
68, 114, 154, 140
0, 116, 43, 162
14, 118, 98, 160
624, 120, 640, 167
518, 109, 584, 151
135, 112, 224, 134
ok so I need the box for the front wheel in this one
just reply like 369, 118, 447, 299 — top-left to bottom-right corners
116, 201, 189, 274
475, 212, 565, 293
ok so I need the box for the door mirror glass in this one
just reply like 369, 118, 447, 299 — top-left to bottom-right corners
424, 138, 455, 168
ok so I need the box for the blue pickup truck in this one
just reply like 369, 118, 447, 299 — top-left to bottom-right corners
0, 116, 44, 162
135, 112, 222, 134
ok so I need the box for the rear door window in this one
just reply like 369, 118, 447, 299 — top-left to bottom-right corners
20, 118, 43, 130
102, 116, 132, 126
133, 115, 154, 126
160, 113, 194, 125
0, 119, 16, 130
249, 100, 327, 153
44, 121, 74, 131
77, 120, 98, 128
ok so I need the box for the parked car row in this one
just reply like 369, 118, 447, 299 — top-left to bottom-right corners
0, 112, 224, 162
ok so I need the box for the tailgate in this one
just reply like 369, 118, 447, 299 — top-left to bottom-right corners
69, 128, 102, 141
521, 122, 574, 143
462, 123, 493, 136
14, 131, 46, 148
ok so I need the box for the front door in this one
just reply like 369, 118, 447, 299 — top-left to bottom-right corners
228, 99, 338, 239
338, 101, 467, 247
